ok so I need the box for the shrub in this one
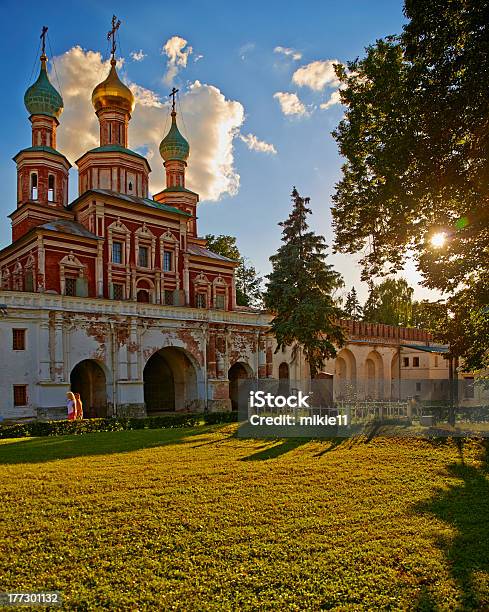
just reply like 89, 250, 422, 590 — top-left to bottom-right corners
203, 411, 238, 424
0, 413, 203, 439
0, 411, 241, 440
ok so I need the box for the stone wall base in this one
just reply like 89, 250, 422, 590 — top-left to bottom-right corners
207, 399, 232, 412
113, 403, 146, 418
182, 399, 206, 413
37, 406, 67, 421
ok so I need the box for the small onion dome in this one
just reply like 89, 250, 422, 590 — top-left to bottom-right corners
24, 54, 63, 119
159, 111, 190, 162
92, 59, 135, 114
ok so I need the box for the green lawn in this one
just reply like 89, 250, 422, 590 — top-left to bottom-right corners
0, 427, 488, 610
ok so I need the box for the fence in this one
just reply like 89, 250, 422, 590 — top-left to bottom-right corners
336, 400, 409, 423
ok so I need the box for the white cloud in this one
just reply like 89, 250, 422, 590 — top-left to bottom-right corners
130, 49, 146, 62
162, 36, 193, 83
174, 80, 244, 200
274, 46, 302, 61
239, 133, 277, 154
273, 92, 307, 117
320, 89, 342, 110
239, 42, 255, 60
129, 83, 164, 108
194, 54, 204, 63
52, 47, 244, 201
49, 46, 105, 160
292, 59, 340, 91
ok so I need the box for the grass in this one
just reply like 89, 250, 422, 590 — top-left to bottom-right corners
0, 427, 488, 610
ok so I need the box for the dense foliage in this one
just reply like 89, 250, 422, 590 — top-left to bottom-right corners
0, 412, 238, 439
205, 234, 263, 308
363, 278, 414, 327
332, 0, 489, 368
265, 188, 345, 377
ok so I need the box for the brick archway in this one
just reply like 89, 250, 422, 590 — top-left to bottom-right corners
144, 347, 198, 413
70, 359, 107, 418
228, 362, 252, 411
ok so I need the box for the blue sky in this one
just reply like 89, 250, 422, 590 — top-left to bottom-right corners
1, 0, 437, 303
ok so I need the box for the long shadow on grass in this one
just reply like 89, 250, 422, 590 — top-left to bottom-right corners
313, 437, 346, 457
240, 438, 309, 461
414, 440, 489, 610
0, 426, 217, 465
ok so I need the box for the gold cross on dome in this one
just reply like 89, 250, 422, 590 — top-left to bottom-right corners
107, 15, 121, 59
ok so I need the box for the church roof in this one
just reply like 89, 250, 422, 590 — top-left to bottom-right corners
400, 344, 449, 354
187, 243, 238, 263
24, 55, 63, 119
92, 59, 135, 114
158, 186, 199, 197
13, 146, 71, 166
159, 111, 190, 162
38, 219, 100, 239
76, 144, 149, 166
68, 189, 191, 217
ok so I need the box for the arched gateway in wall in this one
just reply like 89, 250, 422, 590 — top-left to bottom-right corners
228, 362, 253, 411
335, 348, 357, 399
143, 347, 198, 413
70, 359, 108, 418
365, 350, 384, 399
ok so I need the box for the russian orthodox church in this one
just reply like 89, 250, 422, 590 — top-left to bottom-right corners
0, 29, 271, 419
0, 27, 477, 422
3, 37, 235, 308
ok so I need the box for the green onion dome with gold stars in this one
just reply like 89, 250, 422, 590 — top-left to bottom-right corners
24, 54, 63, 119
159, 111, 190, 162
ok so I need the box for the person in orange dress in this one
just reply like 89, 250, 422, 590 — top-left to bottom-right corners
74, 392, 83, 420
66, 392, 76, 421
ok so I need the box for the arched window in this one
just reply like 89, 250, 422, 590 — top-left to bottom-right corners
279, 362, 289, 380
278, 362, 290, 394
48, 175, 55, 202
128, 181, 133, 193
30, 173, 38, 200
108, 123, 112, 143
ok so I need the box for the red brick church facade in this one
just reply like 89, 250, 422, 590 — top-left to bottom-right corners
1, 48, 237, 310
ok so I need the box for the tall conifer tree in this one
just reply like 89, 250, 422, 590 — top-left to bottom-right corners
344, 288, 363, 320
265, 188, 345, 378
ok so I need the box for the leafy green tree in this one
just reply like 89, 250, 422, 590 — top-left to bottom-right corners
264, 188, 345, 378
411, 300, 447, 335
441, 275, 489, 373
205, 234, 263, 308
343, 287, 363, 320
363, 278, 414, 326
235, 257, 263, 308
462, 309, 489, 375
331, 1, 489, 367
205, 234, 240, 261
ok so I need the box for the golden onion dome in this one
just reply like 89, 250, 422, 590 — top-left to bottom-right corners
91, 59, 135, 114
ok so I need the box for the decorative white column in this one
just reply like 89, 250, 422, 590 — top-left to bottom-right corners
127, 317, 138, 380
175, 243, 180, 289
38, 317, 51, 380
53, 312, 65, 382
231, 275, 237, 310
96, 241, 104, 297
36, 235, 45, 291
183, 254, 190, 305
